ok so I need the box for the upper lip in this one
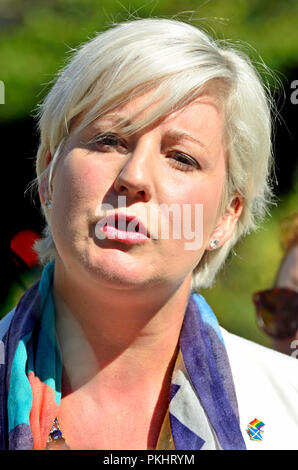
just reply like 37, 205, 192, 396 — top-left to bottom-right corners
100, 212, 150, 237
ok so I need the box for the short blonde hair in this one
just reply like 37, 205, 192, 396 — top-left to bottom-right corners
33, 18, 275, 290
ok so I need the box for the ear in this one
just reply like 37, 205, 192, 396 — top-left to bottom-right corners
207, 196, 244, 251
38, 150, 52, 206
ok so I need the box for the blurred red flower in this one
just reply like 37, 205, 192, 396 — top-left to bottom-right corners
10, 230, 40, 268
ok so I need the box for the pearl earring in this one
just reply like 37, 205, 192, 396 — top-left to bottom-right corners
45, 199, 52, 209
210, 239, 220, 250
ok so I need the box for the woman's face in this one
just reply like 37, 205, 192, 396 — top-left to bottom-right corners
42, 91, 240, 291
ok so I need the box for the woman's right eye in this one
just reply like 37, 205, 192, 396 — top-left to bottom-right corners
90, 133, 128, 153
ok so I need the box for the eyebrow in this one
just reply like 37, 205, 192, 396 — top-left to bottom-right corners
163, 130, 207, 150
91, 116, 207, 150
95, 114, 133, 128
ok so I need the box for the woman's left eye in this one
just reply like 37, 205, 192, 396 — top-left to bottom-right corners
168, 152, 200, 172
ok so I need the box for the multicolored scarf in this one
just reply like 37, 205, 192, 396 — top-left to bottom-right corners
0, 261, 246, 450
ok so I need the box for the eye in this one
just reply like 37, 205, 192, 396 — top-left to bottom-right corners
88, 132, 128, 153
168, 151, 200, 172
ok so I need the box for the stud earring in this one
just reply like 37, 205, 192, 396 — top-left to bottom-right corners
45, 199, 52, 209
210, 239, 220, 250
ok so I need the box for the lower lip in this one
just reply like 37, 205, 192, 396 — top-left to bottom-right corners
101, 225, 149, 244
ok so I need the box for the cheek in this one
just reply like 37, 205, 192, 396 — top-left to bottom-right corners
54, 153, 112, 211
201, 182, 224, 235
171, 173, 225, 245
50, 156, 105, 246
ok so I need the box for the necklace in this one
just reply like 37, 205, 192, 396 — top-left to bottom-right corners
46, 417, 70, 450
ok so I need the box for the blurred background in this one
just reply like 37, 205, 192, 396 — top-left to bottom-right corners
0, 0, 297, 348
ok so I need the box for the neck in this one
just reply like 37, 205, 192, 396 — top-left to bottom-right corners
53, 256, 192, 394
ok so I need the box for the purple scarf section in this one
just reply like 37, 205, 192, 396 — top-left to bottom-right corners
177, 294, 245, 449
0, 281, 41, 450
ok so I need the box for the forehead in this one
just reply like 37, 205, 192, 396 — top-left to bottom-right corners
82, 91, 224, 143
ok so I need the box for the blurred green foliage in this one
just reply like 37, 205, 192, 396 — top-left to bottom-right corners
1, 0, 298, 121
1, 0, 297, 348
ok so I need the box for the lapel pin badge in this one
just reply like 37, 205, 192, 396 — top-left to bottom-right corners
247, 418, 265, 441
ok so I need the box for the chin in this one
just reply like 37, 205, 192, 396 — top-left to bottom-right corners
78, 246, 155, 290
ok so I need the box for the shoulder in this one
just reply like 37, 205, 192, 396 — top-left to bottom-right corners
221, 327, 298, 449
221, 327, 298, 380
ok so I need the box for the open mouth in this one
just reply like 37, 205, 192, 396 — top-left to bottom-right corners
112, 217, 141, 232
95, 213, 149, 243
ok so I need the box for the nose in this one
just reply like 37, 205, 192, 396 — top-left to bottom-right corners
113, 137, 154, 203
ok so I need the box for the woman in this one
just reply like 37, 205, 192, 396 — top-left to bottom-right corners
253, 213, 298, 355
1, 18, 298, 451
